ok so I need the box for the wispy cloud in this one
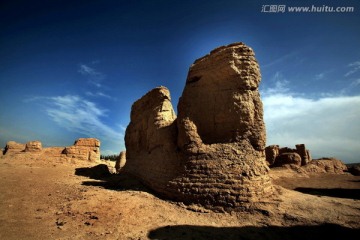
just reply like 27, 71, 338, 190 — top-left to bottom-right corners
338, 78, 360, 95
85, 91, 117, 100
78, 64, 106, 87
345, 61, 360, 77
350, 78, 360, 87
314, 72, 325, 80
47, 95, 122, 139
29, 95, 124, 143
262, 51, 300, 69
24, 94, 125, 153
264, 71, 289, 95
117, 124, 127, 131
261, 80, 360, 163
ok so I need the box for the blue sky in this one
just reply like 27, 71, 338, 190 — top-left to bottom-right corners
1, 0, 359, 162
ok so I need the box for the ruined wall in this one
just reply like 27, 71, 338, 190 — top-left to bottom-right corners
171, 43, 273, 210
25, 141, 42, 152
63, 138, 100, 162
124, 87, 180, 193
115, 151, 127, 173
3, 141, 25, 155
124, 43, 276, 211
2, 138, 101, 162
303, 157, 347, 174
265, 144, 312, 167
177, 43, 265, 149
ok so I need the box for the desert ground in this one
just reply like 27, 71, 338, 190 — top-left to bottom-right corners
0, 154, 359, 240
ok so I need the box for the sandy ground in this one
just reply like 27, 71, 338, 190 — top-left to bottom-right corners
1, 154, 360, 240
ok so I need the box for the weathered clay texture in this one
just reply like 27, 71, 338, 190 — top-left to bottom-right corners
265, 144, 312, 167
2, 138, 101, 162
303, 158, 347, 174
274, 152, 302, 167
124, 87, 180, 193
172, 43, 274, 210
265, 145, 279, 166
115, 151, 127, 173
177, 43, 265, 148
25, 141, 42, 152
63, 138, 100, 162
124, 43, 276, 211
3, 141, 25, 155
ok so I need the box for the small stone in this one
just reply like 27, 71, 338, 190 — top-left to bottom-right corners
55, 219, 66, 226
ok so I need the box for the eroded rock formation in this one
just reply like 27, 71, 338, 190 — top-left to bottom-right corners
295, 144, 311, 165
177, 43, 265, 149
115, 151, 126, 173
3, 141, 26, 155
63, 138, 100, 162
124, 43, 276, 211
274, 152, 302, 167
124, 87, 180, 192
38, 147, 66, 161
265, 144, 348, 174
25, 141, 42, 152
265, 144, 312, 167
303, 157, 347, 174
265, 145, 279, 166
348, 165, 360, 176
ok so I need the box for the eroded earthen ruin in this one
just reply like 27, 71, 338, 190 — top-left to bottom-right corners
124, 42, 277, 211
2, 138, 100, 162
115, 151, 127, 173
265, 144, 348, 174
265, 144, 312, 167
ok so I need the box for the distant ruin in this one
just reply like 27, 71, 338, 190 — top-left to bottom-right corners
265, 144, 348, 174
124, 43, 277, 211
265, 144, 312, 167
115, 151, 126, 173
2, 138, 100, 162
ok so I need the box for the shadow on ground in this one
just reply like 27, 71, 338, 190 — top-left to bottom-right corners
75, 164, 150, 192
148, 224, 360, 240
348, 180, 360, 183
75, 164, 111, 180
294, 187, 360, 200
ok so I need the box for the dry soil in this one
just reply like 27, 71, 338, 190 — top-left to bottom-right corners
1, 154, 359, 240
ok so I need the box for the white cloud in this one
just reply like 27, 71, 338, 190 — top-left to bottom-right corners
78, 64, 105, 87
350, 78, 360, 87
44, 95, 123, 143
117, 124, 127, 131
262, 51, 299, 69
345, 61, 360, 77
314, 72, 325, 80
85, 91, 117, 100
266, 72, 289, 94
262, 83, 360, 163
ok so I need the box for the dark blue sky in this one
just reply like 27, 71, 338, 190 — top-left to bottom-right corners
1, 0, 360, 162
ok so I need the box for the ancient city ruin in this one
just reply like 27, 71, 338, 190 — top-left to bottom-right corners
265, 144, 312, 167
2, 138, 100, 162
124, 42, 276, 211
